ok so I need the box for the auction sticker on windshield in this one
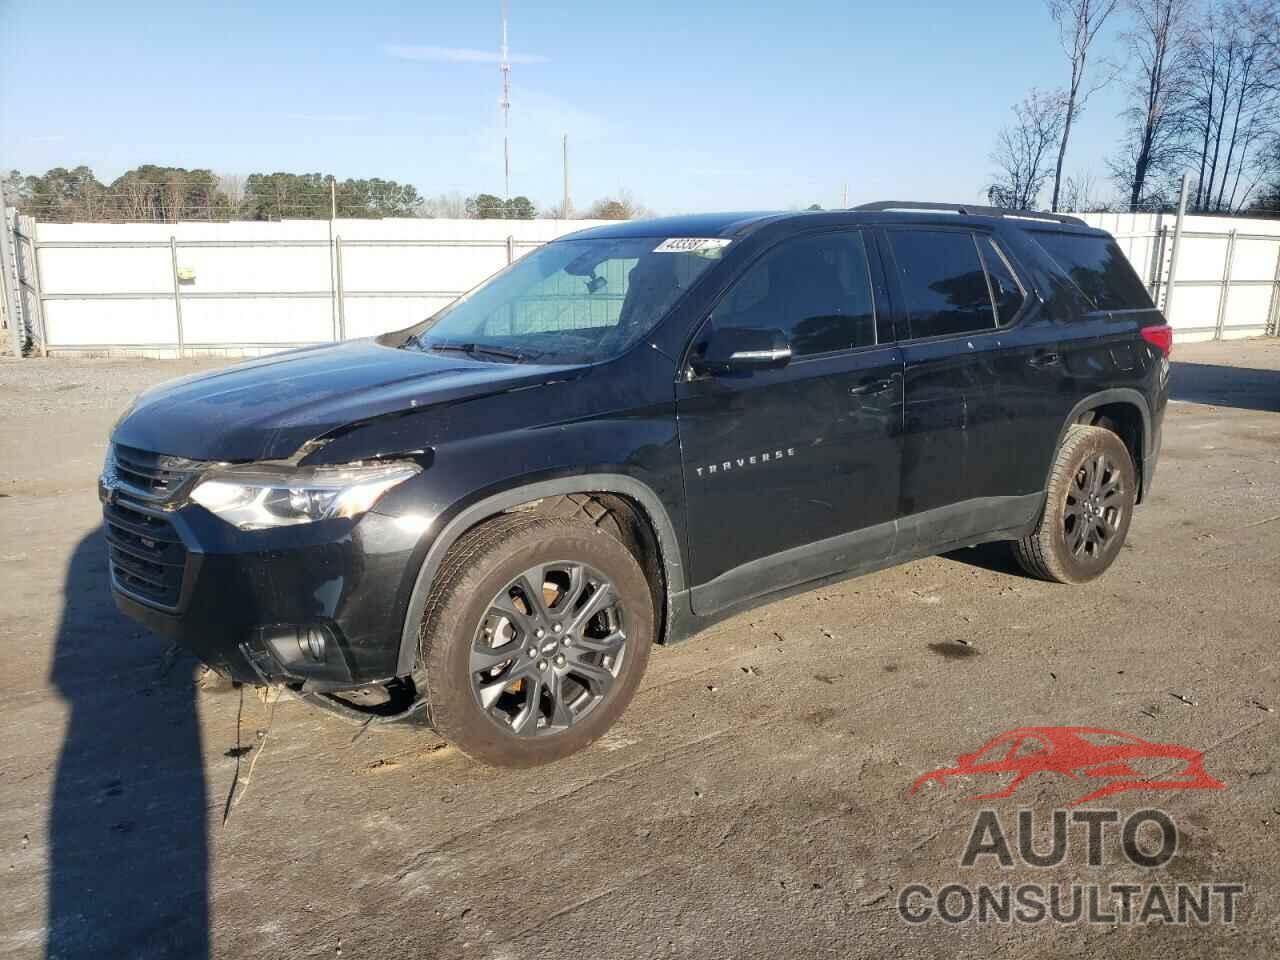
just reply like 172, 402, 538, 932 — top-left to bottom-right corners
653, 238, 732, 255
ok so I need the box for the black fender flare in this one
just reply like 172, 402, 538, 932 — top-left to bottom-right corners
394, 474, 685, 677
1048, 388, 1153, 500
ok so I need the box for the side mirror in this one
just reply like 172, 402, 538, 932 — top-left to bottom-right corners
690, 326, 792, 376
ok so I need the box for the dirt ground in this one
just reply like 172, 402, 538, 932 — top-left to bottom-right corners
0, 341, 1277, 960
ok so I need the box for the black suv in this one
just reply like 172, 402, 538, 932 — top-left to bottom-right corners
101, 203, 1170, 765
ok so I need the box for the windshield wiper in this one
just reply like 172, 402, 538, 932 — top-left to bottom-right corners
425, 342, 532, 363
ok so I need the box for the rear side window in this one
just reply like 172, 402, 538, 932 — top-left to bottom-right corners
1031, 232, 1153, 311
889, 230, 995, 338
978, 238, 1025, 326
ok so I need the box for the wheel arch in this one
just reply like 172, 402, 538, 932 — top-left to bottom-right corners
1051, 389, 1152, 504
394, 474, 684, 677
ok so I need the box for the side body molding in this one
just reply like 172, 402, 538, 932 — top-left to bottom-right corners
394, 474, 686, 677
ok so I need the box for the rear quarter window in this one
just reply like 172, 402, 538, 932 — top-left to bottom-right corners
1031, 232, 1153, 312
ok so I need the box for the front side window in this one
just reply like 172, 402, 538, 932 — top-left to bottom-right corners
400, 237, 723, 364
889, 229, 995, 339
705, 230, 877, 358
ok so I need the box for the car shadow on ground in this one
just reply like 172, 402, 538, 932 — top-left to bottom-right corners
941, 541, 1027, 576
46, 529, 209, 959
1170, 361, 1280, 412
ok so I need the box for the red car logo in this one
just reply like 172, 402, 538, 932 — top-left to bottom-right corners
911, 726, 1225, 806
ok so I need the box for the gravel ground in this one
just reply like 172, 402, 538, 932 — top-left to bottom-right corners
0, 341, 1277, 959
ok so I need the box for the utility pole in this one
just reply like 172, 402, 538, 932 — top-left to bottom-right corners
842, 181, 848, 208
328, 176, 339, 341
562, 134, 570, 219
500, 0, 512, 203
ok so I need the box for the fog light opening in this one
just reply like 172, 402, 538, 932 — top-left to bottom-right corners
298, 627, 327, 662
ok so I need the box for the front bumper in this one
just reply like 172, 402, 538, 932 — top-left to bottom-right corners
102, 487, 425, 688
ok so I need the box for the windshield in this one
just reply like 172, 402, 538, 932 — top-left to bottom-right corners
399, 236, 727, 364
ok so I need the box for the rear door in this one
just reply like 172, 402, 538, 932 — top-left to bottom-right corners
881, 225, 1052, 548
676, 228, 903, 614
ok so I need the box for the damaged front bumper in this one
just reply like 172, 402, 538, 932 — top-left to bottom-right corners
102, 484, 424, 690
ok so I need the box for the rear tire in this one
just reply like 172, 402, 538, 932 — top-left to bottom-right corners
1013, 424, 1136, 584
416, 513, 653, 767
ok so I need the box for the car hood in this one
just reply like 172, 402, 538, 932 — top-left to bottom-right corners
112, 339, 584, 462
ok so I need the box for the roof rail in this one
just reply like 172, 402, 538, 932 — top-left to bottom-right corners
852, 201, 1088, 228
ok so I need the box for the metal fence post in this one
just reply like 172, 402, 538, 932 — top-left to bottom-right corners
0, 197, 22, 357
506, 235, 514, 265
1267, 243, 1280, 338
328, 220, 338, 341
334, 235, 346, 340
169, 236, 185, 358
1163, 173, 1190, 322
1213, 230, 1237, 341
1149, 225, 1168, 306
23, 220, 49, 356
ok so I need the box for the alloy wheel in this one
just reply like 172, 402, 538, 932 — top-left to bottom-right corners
469, 561, 627, 736
1064, 453, 1125, 560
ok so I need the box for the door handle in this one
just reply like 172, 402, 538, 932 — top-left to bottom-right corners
849, 379, 894, 397
1028, 352, 1061, 368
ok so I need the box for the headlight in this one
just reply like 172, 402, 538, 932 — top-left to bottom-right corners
189, 461, 420, 530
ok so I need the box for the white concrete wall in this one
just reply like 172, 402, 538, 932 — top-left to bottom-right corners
31, 218, 606, 357
1079, 212, 1280, 343
23, 213, 1280, 355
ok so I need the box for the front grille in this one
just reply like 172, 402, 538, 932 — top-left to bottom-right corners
105, 498, 188, 610
111, 443, 201, 502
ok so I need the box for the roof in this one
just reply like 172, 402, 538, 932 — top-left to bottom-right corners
563, 211, 788, 241
559, 203, 1100, 243
852, 201, 1088, 227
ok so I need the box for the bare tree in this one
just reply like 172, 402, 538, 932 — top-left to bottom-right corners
1251, 136, 1280, 211
1187, 0, 1280, 212
1046, 0, 1122, 211
545, 197, 573, 219
216, 174, 246, 211
418, 191, 469, 218
115, 175, 150, 221
586, 189, 654, 220
988, 88, 1070, 209
1217, 0, 1279, 211
1061, 170, 1115, 210
1113, 0, 1195, 210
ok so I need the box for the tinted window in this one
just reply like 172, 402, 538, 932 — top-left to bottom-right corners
707, 231, 876, 357
890, 230, 995, 338
978, 237, 1025, 326
1031, 232, 1153, 311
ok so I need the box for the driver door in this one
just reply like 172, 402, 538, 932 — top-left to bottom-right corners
675, 229, 904, 615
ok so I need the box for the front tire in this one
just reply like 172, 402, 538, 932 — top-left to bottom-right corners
416, 513, 654, 767
1013, 424, 1136, 584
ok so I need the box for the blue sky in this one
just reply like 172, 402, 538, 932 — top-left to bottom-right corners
0, 0, 1134, 213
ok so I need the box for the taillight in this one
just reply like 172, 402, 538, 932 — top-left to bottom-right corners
1140, 324, 1173, 357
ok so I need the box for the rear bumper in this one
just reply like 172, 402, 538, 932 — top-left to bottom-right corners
103, 490, 425, 687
